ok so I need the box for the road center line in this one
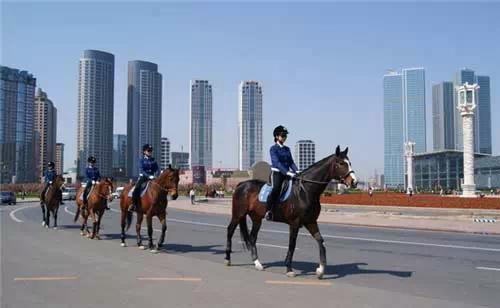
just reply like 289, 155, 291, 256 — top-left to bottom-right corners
14, 276, 79, 281
72, 205, 500, 253
476, 266, 500, 272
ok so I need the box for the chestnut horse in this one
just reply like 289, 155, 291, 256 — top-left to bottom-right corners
119, 167, 179, 253
225, 146, 358, 278
41, 174, 65, 229
74, 178, 114, 239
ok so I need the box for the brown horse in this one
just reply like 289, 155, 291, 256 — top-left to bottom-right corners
119, 166, 179, 252
225, 146, 358, 278
74, 178, 114, 239
41, 175, 65, 229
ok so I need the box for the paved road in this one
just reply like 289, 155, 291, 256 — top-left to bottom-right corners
1, 201, 500, 307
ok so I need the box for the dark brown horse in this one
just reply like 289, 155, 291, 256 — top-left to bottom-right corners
74, 178, 114, 239
119, 166, 179, 252
41, 175, 65, 229
225, 146, 358, 278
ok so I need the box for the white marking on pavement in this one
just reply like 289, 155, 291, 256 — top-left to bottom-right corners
476, 266, 500, 272
239, 241, 291, 250
9, 204, 39, 223
69, 205, 500, 253
64, 206, 74, 216
14, 276, 79, 281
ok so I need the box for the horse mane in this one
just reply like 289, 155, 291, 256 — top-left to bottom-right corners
299, 153, 336, 176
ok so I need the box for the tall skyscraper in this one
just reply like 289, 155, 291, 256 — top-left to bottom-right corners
190, 80, 213, 169
0, 66, 36, 183
76, 50, 114, 178
55, 143, 64, 175
238, 81, 263, 170
171, 152, 190, 170
112, 134, 127, 177
383, 68, 426, 188
160, 137, 171, 170
34, 88, 57, 179
453, 68, 491, 154
127, 61, 162, 177
432, 82, 455, 151
295, 140, 316, 171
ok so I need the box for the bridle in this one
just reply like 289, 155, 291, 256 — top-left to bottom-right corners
150, 176, 178, 195
295, 158, 355, 186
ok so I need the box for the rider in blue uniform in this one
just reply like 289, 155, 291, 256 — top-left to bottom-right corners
41, 161, 58, 204
83, 156, 101, 208
129, 144, 159, 212
266, 125, 298, 221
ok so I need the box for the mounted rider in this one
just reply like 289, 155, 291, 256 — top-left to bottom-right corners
41, 161, 63, 204
128, 144, 159, 212
266, 125, 298, 221
82, 156, 101, 209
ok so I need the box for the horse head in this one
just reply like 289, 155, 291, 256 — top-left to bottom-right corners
331, 145, 358, 188
98, 177, 114, 202
157, 165, 180, 200
54, 175, 65, 188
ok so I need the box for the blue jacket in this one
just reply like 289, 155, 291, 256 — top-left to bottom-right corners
86, 165, 101, 181
44, 169, 57, 183
270, 143, 298, 175
139, 156, 159, 177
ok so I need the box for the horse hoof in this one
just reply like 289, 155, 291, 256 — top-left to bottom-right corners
150, 249, 158, 254
95, 236, 101, 240
316, 266, 325, 279
42, 221, 46, 227
121, 243, 127, 247
286, 271, 297, 278
254, 260, 264, 271
53, 227, 58, 230
44, 225, 49, 229
139, 245, 146, 250
80, 231, 85, 236
224, 259, 231, 266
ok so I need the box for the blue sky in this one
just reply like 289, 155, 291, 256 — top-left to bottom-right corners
2, 2, 499, 180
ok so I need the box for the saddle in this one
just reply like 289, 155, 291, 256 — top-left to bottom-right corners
79, 184, 95, 201
258, 179, 293, 203
127, 181, 151, 198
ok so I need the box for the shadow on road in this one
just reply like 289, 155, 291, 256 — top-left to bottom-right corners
264, 261, 413, 279
164, 243, 225, 255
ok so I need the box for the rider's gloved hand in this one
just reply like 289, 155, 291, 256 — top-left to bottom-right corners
286, 172, 296, 178
148, 175, 155, 180
49, 181, 53, 184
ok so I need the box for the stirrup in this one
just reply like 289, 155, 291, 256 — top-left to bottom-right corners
265, 211, 273, 221
128, 203, 136, 212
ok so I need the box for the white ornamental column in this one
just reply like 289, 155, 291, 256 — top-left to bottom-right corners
405, 142, 415, 194
457, 83, 480, 197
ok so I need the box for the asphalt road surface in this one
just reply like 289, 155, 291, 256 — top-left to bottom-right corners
1, 200, 500, 308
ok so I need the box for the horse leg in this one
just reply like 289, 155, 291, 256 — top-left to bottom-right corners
224, 217, 239, 266
305, 223, 326, 279
90, 210, 97, 239
156, 212, 167, 250
249, 216, 263, 271
146, 213, 155, 252
83, 210, 91, 237
95, 210, 104, 240
41, 203, 47, 226
136, 213, 144, 249
53, 206, 59, 229
284, 225, 300, 277
120, 209, 127, 247
45, 206, 50, 229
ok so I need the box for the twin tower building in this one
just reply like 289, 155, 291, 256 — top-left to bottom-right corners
77, 50, 263, 178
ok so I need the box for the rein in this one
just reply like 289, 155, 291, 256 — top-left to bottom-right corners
294, 159, 355, 186
150, 179, 174, 194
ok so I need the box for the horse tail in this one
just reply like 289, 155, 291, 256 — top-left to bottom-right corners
73, 204, 80, 222
125, 211, 133, 232
239, 217, 251, 251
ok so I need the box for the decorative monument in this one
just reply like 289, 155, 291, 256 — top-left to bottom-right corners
404, 141, 415, 194
457, 82, 480, 197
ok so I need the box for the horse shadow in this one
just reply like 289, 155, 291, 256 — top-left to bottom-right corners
163, 243, 226, 255
263, 261, 413, 280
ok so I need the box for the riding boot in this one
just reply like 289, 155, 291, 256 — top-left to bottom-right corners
265, 209, 274, 221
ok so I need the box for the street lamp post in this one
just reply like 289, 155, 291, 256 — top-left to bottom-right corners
404, 141, 415, 194
456, 82, 480, 198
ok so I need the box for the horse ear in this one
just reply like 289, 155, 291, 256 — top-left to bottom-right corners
335, 145, 341, 156
168, 164, 172, 170
344, 147, 349, 156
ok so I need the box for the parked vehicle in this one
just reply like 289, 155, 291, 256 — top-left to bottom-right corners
0, 191, 17, 205
62, 187, 77, 200
112, 186, 124, 199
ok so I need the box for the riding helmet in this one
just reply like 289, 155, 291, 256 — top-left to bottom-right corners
87, 156, 97, 163
273, 125, 289, 137
48, 161, 55, 168
143, 144, 153, 152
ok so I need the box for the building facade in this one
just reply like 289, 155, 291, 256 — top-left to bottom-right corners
112, 134, 127, 178
190, 80, 213, 169
238, 81, 263, 170
76, 50, 114, 178
127, 61, 162, 177
383, 68, 426, 188
294, 140, 316, 171
432, 82, 455, 151
0, 66, 36, 183
160, 137, 170, 170
475, 156, 500, 189
55, 143, 64, 175
171, 151, 190, 170
34, 88, 57, 179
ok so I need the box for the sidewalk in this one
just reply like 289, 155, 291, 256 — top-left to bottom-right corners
169, 197, 500, 235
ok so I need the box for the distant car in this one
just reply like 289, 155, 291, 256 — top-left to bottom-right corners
0, 191, 16, 205
62, 187, 77, 200
112, 187, 124, 199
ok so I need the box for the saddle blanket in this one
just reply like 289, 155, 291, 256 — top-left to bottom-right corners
258, 180, 293, 203
127, 182, 151, 197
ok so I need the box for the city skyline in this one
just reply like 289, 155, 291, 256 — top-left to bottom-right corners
3, 2, 500, 180
238, 81, 263, 170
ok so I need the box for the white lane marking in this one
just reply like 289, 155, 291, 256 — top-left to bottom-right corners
239, 241, 291, 250
14, 276, 78, 281
9, 204, 39, 223
72, 206, 500, 253
64, 206, 74, 216
476, 267, 500, 272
